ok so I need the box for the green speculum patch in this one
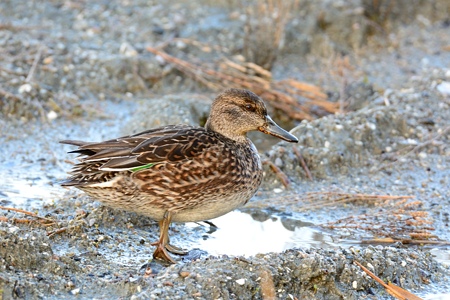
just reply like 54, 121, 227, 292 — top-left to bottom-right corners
130, 163, 155, 172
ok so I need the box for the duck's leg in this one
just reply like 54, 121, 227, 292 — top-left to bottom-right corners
152, 211, 176, 263
152, 211, 188, 263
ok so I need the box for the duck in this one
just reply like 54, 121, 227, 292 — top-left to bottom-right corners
61, 88, 298, 263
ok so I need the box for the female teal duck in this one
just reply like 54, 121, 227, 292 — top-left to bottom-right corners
61, 89, 298, 263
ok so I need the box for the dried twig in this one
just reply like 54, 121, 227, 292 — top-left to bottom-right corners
263, 160, 290, 187
47, 227, 69, 238
354, 261, 423, 300
298, 192, 413, 211
259, 267, 276, 300
376, 125, 450, 172
402, 125, 449, 155
242, 0, 299, 70
0, 88, 22, 101
292, 147, 313, 180
146, 45, 339, 121
26, 44, 44, 82
0, 23, 45, 31
0, 66, 27, 76
360, 237, 448, 245
0, 206, 53, 222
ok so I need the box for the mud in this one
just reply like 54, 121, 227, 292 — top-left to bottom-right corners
1, 0, 450, 299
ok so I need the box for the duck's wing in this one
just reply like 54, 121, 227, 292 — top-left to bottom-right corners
60, 124, 218, 186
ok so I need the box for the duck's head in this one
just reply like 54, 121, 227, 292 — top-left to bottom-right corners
205, 89, 298, 143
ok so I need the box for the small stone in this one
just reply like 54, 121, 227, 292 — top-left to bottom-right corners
47, 110, 58, 121
179, 271, 190, 278
70, 288, 80, 295
119, 42, 138, 57
163, 281, 174, 287
236, 278, 246, 285
155, 55, 166, 65
176, 40, 186, 49
66, 281, 75, 288
18, 83, 32, 94
352, 281, 358, 289
419, 152, 427, 159
366, 122, 376, 130
274, 157, 283, 167
406, 139, 418, 145
436, 81, 450, 96
8, 226, 20, 234
43, 56, 54, 64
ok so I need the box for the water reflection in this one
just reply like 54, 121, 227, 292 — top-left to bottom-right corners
187, 210, 450, 270
186, 210, 338, 256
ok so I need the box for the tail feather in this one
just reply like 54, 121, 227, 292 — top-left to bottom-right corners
60, 140, 91, 147
60, 140, 98, 156
60, 178, 83, 187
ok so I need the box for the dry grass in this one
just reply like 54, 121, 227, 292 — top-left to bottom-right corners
355, 261, 424, 300
241, 0, 299, 70
257, 190, 440, 242
319, 194, 436, 241
147, 42, 338, 121
362, 0, 396, 34
0, 41, 89, 121
0, 204, 87, 238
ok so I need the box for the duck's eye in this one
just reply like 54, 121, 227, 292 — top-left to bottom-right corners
244, 104, 256, 112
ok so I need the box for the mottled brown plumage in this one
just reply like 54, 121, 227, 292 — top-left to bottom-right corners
61, 89, 298, 263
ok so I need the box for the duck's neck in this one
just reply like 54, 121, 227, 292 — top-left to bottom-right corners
205, 121, 248, 144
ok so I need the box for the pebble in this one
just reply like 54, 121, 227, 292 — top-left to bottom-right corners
179, 271, 190, 278
47, 111, 58, 121
8, 226, 20, 234
18, 83, 32, 94
436, 81, 450, 96
70, 288, 80, 295
119, 42, 138, 57
274, 157, 283, 167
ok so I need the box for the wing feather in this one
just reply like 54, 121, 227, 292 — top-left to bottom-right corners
61, 125, 218, 177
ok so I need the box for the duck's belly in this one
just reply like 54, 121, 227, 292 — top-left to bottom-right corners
169, 189, 256, 222
80, 175, 259, 222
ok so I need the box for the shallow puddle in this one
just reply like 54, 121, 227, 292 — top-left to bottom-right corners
0, 173, 61, 207
186, 210, 338, 256
186, 210, 450, 269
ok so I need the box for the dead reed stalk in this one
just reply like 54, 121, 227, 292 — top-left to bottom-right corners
147, 44, 338, 121
242, 0, 299, 70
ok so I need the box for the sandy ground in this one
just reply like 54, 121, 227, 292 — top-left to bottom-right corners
1, 0, 449, 299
